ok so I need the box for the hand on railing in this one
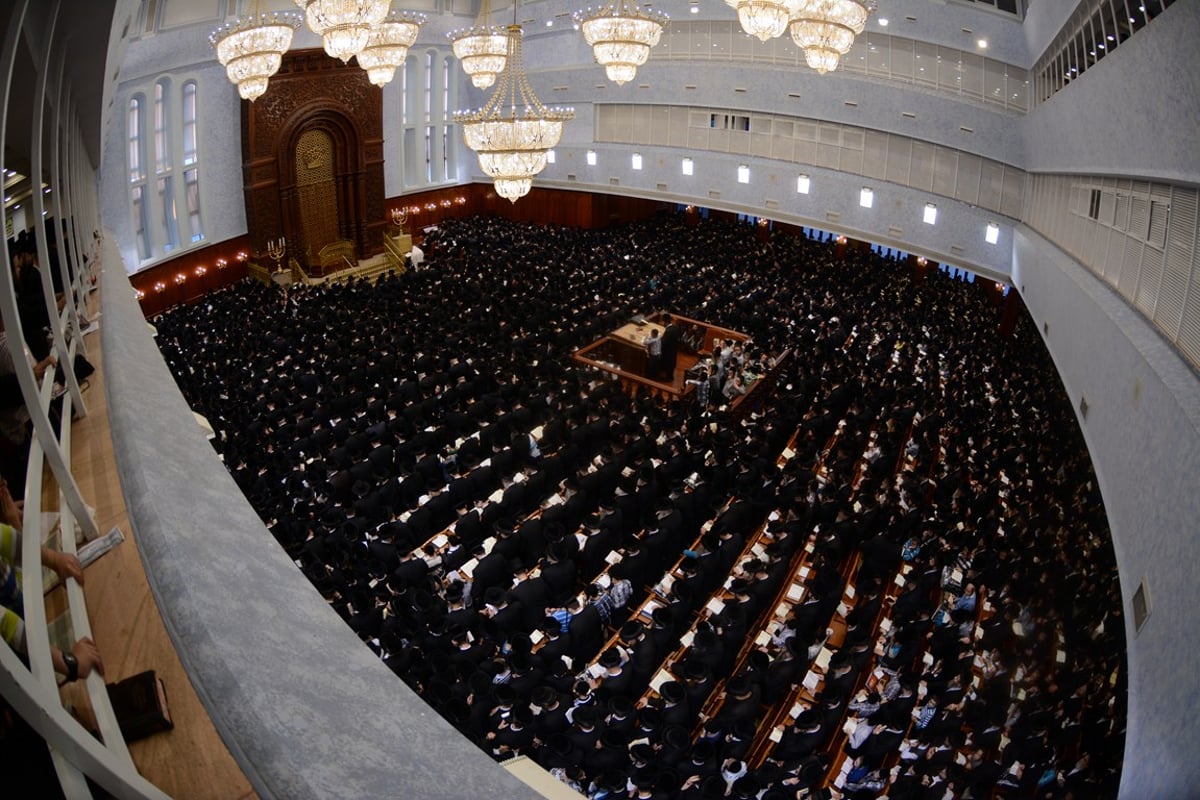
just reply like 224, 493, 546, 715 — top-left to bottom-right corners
32, 354, 58, 383
51, 636, 104, 683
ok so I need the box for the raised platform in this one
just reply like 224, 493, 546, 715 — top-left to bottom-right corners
572, 311, 750, 402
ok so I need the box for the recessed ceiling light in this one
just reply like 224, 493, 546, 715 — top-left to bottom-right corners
690, 5, 699, 12
977, 39, 988, 49
878, 17, 888, 26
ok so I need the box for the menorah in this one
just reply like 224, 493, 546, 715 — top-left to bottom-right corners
390, 207, 408, 235
266, 237, 286, 273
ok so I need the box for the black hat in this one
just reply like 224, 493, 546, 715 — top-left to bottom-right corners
493, 685, 516, 705
651, 606, 674, 628
660, 680, 685, 704
573, 706, 598, 727
661, 724, 689, 750
619, 620, 645, 643
597, 770, 626, 792
608, 695, 634, 718
796, 709, 820, 728
599, 648, 623, 668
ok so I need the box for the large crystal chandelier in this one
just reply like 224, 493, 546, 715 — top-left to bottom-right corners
723, 0, 798, 42
448, 0, 508, 90
356, 10, 424, 86
294, 0, 392, 63
210, 10, 302, 101
575, 0, 669, 86
455, 26, 575, 203
789, 0, 873, 74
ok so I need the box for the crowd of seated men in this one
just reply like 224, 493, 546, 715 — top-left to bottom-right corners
153, 212, 1125, 799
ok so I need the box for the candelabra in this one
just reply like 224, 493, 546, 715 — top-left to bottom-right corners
390, 207, 408, 235
266, 237, 287, 273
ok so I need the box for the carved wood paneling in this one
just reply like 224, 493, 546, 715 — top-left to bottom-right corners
242, 49, 384, 268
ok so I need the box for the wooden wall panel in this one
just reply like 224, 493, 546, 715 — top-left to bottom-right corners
242, 49, 384, 271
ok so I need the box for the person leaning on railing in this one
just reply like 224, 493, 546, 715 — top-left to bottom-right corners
0, 478, 103, 684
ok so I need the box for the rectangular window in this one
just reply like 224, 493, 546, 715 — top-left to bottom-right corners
128, 98, 143, 182
182, 82, 198, 166
131, 184, 150, 260
401, 63, 408, 125
154, 82, 169, 174
425, 126, 433, 183
424, 53, 432, 123
443, 58, 450, 121
185, 168, 203, 242
442, 129, 450, 181
158, 175, 178, 253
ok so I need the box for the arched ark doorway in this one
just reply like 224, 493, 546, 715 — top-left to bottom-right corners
241, 49, 385, 275
295, 129, 339, 261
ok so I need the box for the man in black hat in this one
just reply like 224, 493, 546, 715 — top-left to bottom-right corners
486, 705, 534, 758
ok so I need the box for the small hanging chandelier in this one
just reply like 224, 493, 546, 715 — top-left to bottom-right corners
449, 0, 508, 90
294, 0, 392, 63
356, 10, 424, 86
210, 9, 302, 102
723, 0, 798, 42
575, 0, 669, 86
789, 0, 874, 74
455, 25, 575, 203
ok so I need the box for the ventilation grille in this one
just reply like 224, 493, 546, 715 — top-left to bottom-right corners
1026, 174, 1200, 371
609, 177, 620, 186
708, 190, 721, 200
656, 182, 668, 191
825, 211, 841, 222
764, 199, 780, 211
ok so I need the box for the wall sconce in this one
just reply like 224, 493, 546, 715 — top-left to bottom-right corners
586, 150, 597, 166
216, 258, 228, 269
631, 153, 643, 170
236, 251, 248, 262
174, 273, 187, 285
836, 235, 847, 245
546, 149, 556, 164
737, 164, 750, 184
859, 187, 874, 208
796, 174, 810, 194
195, 265, 207, 276
154, 281, 167, 293
135, 289, 146, 301
923, 203, 937, 225
456, 196, 467, 205
916, 256, 928, 266
986, 222, 1000, 244
425, 203, 437, 211
682, 157, 693, 176
440, 199, 452, 208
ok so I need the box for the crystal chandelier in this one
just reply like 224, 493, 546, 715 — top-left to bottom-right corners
789, 0, 873, 74
448, 0, 508, 89
723, 0, 798, 42
576, 0, 669, 86
294, 0, 392, 63
455, 25, 575, 203
210, 10, 302, 101
356, 10, 424, 86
